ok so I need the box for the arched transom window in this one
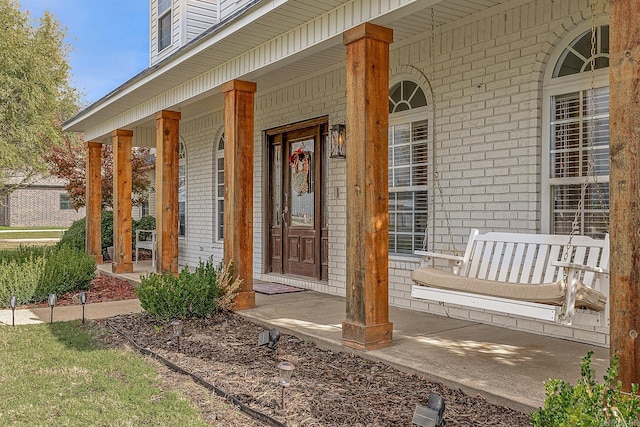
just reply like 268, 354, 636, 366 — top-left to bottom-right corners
545, 25, 609, 237
388, 79, 429, 255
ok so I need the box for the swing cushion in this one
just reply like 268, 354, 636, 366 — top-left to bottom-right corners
411, 267, 607, 311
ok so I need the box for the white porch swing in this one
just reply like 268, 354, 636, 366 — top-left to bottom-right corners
410, 4, 610, 327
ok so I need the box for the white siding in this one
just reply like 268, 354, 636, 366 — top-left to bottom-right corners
150, 0, 184, 66
219, 0, 253, 21
186, 0, 218, 42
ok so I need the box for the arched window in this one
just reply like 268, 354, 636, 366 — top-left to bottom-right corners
216, 134, 224, 241
178, 141, 186, 237
388, 79, 429, 255
544, 25, 609, 237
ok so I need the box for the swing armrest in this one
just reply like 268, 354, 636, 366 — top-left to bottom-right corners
551, 261, 608, 275
414, 251, 464, 263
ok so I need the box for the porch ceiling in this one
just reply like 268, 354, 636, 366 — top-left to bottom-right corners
65, 0, 509, 140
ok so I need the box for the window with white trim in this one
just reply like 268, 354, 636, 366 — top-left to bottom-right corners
178, 141, 186, 237
158, 0, 172, 52
216, 134, 224, 241
546, 25, 609, 238
388, 80, 429, 255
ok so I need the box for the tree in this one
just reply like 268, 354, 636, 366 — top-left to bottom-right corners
0, 0, 79, 195
45, 133, 155, 210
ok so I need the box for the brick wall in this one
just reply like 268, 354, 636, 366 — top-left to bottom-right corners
6, 187, 85, 227
176, 0, 609, 346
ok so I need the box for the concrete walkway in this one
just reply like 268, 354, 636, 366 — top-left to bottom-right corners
1, 261, 610, 413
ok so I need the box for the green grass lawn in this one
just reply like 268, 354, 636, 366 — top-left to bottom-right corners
0, 228, 64, 250
0, 321, 209, 427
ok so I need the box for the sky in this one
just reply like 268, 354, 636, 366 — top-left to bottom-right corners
18, 0, 150, 106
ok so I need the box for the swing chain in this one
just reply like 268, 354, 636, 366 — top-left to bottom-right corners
562, 0, 608, 268
424, 6, 459, 256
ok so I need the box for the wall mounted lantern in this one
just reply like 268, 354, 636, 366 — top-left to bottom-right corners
329, 123, 346, 159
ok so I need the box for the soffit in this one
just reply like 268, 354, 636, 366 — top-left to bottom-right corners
66, 0, 510, 137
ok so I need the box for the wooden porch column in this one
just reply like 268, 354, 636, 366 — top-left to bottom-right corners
111, 129, 133, 273
609, 1, 640, 390
85, 141, 103, 264
342, 23, 394, 351
222, 79, 256, 310
155, 110, 181, 274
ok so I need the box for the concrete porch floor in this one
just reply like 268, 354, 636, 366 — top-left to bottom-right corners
17, 261, 612, 413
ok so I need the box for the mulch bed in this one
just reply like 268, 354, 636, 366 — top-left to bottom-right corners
100, 312, 532, 426
28, 274, 533, 425
23, 275, 137, 309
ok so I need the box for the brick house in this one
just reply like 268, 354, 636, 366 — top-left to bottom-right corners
0, 176, 85, 227
64, 0, 622, 349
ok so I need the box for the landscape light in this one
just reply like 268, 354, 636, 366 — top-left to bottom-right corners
9, 296, 17, 327
412, 393, 445, 427
171, 320, 183, 351
48, 294, 57, 324
80, 292, 87, 325
277, 361, 295, 409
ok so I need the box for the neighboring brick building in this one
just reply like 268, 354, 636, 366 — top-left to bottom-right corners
0, 176, 85, 227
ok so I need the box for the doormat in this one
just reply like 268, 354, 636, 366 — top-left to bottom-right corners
253, 282, 306, 295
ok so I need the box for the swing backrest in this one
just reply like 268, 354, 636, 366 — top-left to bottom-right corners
460, 230, 609, 288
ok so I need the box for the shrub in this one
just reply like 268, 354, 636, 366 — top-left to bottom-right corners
0, 245, 47, 264
58, 210, 115, 256
34, 246, 96, 301
0, 255, 44, 307
531, 351, 640, 426
136, 257, 240, 320
57, 217, 86, 251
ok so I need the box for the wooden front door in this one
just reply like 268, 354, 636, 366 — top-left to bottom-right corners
268, 122, 327, 280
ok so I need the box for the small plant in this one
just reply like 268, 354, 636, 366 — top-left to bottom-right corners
531, 351, 640, 426
136, 257, 239, 320
34, 245, 96, 301
0, 255, 44, 306
0, 245, 95, 305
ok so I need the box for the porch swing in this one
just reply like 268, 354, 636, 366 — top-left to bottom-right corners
410, 4, 610, 327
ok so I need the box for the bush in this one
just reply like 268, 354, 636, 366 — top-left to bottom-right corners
136, 257, 240, 320
0, 255, 44, 306
531, 351, 640, 426
57, 217, 86, 251
0, 246, 95, 305
60, 212, 157, 260
34, 246, 96, 301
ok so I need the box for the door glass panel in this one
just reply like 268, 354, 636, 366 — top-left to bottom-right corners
272, 145, 281, 226
289, 138, 314, 228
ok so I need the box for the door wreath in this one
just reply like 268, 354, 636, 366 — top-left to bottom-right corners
289, 147, 311, 195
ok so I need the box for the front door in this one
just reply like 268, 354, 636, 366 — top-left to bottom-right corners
267, 121, 327, 280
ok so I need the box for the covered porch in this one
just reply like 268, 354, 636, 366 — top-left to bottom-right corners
64, 0, 640, 389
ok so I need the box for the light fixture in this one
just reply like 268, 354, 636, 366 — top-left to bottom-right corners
277, 361, 295, 409
171, 320, 183, 351
329, 123, 346, 159
412, 393, 445, 427
48, 294, 57, 324
80, 292, 87, 325
258, 328, 281, 350
9, 296, 17, 327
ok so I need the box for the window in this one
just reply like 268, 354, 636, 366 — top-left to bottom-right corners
158, 0, 172, 52
141, 201, 150, 217
178, 141, 186, 237
59, 193, 72, 210
388, 79, 429, 255
545, 25, 609, 238
216, 134, 224, 241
